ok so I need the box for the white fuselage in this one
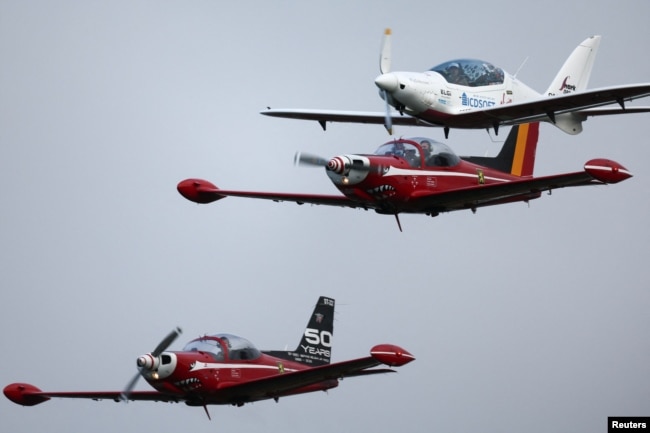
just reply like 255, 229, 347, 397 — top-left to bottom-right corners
377, 70, 541, 122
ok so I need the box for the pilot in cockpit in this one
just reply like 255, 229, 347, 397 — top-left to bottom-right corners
420, 140, 432, 158
391, 142, 405, 156
404, 148, 419, 167
446, 63, 468, 86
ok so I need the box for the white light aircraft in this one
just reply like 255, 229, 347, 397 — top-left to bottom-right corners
262, 29, 650, 138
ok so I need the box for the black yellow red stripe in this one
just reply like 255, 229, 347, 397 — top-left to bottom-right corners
511, 122, 539, 176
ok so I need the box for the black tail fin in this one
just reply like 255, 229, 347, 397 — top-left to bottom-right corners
462, 122, 539, 176
263, 296, 334, 366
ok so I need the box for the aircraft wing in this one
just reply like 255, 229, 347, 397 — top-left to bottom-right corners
4, 359, 390, 406
2, 383, 182, 406
209, 190, 361, 207
262, 84, 650, 130
211, 356, 394, 403
572, 105, 650, 118
478, 83, 650, 126
177, 179, 371, 209
410, 171, 601, 213
261, 108, 431, 129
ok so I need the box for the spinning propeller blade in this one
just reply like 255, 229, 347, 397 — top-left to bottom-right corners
379, 28, 391, 74
379, 28, 393, 135
120, 372, 142, 403
120, 327, 182, 402
294, 152, 329, 167
382, 90, 393, 135
152, 327, 182, 357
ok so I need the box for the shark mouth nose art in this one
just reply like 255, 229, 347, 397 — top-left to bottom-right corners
368, 185, 396, 199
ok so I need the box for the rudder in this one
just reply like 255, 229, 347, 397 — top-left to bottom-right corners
263, 296, 335, 366
545, 35, 601, 96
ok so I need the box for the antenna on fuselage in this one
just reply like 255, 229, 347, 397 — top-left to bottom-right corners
513, 56, 529, 80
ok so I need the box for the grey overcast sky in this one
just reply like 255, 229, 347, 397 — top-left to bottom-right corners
1, 1, 649, 432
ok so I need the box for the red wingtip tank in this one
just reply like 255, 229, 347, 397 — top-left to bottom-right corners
370, 344, 416, 367
584, 159, 632, 184
176, 179, 225, 204
4, 383, 50, 406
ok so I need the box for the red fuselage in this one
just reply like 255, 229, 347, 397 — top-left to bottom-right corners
141, 335, 337, 406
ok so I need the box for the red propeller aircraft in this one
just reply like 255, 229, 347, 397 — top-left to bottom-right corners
176, 122, 631, 231
4, 297, 414, 419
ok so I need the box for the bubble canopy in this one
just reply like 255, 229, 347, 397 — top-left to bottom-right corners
182, 333, 262, 361
374, 137, 460, 168
429, 59, 505, 87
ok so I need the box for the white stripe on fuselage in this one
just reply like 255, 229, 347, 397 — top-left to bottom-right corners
384, 166, 510, 182
190, 362, 298, 373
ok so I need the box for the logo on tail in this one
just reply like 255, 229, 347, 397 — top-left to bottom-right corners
262, 296, 335, 366
559, 76, 577, 93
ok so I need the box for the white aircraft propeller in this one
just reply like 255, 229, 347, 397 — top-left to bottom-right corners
379, 28, 391, 75
379, 28, 393, 135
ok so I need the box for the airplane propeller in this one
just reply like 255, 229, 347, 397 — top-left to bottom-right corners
382, 92, 393, 135
120, 327, 182, 402
294, 151, 329, 168
379, 28, 393, 135
379, 28, 391, 75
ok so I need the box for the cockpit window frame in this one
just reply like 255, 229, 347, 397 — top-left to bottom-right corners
216, 333, 262, 361
183, 336, 226, 361
184, 334, 262, 362
429, 59, 505, 87
375, 137, 460, 168
374, 141, 423, 168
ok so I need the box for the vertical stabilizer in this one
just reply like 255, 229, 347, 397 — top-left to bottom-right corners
263, 296, 335, 366
545, 35, 601, 96
462, 122, 539, 177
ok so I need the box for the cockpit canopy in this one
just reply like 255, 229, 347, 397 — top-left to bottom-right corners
430, 59, 505, 87
374, 137, 460, 168
183, 333, 261, 361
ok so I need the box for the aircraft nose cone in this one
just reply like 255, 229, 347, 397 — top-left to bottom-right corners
137, 354, 157, 370
375, 73, 399, 93
327, 156, 350, 175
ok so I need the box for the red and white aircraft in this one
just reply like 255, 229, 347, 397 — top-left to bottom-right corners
176, 122, 631, 231
4, 297, 414, 418
262, 30, 650, 138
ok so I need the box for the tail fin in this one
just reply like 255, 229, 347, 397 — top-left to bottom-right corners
462, 122, 539, 177
545, 35, 601, 96
263, 296, 335, 366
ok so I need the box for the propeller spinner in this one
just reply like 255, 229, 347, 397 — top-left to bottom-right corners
294, 152, 351, 176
